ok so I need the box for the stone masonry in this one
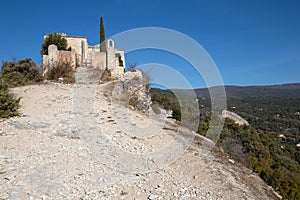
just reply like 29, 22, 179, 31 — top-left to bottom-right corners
42, 34, 126, 78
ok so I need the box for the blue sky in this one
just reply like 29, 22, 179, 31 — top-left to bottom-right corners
0, 0, 299, 88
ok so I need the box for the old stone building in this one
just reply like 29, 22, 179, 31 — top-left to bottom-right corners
42, 34, 126, 78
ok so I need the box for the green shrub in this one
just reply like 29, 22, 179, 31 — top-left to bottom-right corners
41, 33, 67, 55
1, 58, 43, 87
219, 119, 300, 199
0, 82, 20, 118
150, 88, 180, 112
172, 108, 181, 121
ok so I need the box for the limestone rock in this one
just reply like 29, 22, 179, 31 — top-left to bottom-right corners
222, 110, 249, 126
113, 70, 151, 112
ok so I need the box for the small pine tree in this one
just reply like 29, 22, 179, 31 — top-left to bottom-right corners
40, 33, 68, 55
0, 82, 20, 118
100, 16, 106, 52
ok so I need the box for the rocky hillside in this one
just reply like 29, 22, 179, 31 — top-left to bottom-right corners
0, 67, 279, 199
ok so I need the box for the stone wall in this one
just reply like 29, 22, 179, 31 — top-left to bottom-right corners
42, 45, 58, 74
42, 44, 76, 75
91, 51, 106, 70
115, 49, 126, 68
58, 50, 76, 68
42, 34, 126, 78
63, 36, 88, 65
113, 70, 151, 112
106, 39, 116, 70
106, 39, 126, 78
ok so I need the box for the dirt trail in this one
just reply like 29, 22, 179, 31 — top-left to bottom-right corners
0, 68, 278, 199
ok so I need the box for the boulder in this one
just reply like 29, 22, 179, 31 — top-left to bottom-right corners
113, 70, 151, 112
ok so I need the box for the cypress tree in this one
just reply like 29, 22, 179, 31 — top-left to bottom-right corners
100, 16, 106, 52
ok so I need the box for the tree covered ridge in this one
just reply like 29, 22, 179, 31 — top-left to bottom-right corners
227, 96, 300, 144
220, 119, 300, 199
150, 88, 300, 199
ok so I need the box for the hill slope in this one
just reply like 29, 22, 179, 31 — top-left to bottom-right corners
0, 68, 278, 199
151, 83, 300, 199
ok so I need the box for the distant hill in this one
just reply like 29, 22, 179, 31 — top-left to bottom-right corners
151, 83, 300, 199
174, 83, 300, 99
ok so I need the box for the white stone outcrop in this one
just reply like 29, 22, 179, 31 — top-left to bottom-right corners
113, 70, 151, 112
222, 110, 249, 126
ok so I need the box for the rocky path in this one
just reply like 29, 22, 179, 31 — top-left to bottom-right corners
0, 67, 278, 199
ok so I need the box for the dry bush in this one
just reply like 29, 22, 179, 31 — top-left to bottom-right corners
129, 63, 137, 72
113, 68, 151, 111
100, 69, 117, 82
128, 96, 139, 107
46, 56, 75, 84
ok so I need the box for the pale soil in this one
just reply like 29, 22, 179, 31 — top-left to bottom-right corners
0, 68, 278, 199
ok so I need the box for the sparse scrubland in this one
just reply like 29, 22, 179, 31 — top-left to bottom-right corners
0, 56, 75, 119
45, 58, 76, 84
1, 57, 299, 198
0, 67, 277, 199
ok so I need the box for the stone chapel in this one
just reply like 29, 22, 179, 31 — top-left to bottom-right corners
42, 33, 126, 78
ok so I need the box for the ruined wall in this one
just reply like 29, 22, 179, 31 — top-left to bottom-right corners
58, 50, 76, 69
91, 51, 106, 70
106, 39, 126, 78
42, 44, 58, 74
106, 39, 116, 70
42, 44, 76, 74
63, 36, 88, 65
115, 49, 126, 68
113, 70, 151, 112
42, 34, 126, 77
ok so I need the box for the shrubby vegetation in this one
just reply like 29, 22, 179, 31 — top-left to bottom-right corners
151, 88, 180, 112
40, 33, 67, 55
45, 57, 75, 84
0, 82, 20, 118
0, 58, 43, 118
219, 119, 300, 199
40, 33, 75, 83
227, 97, 300, 145
1, 58, 43, 87
150, 88, 300, 199
150, 88, 210, 123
